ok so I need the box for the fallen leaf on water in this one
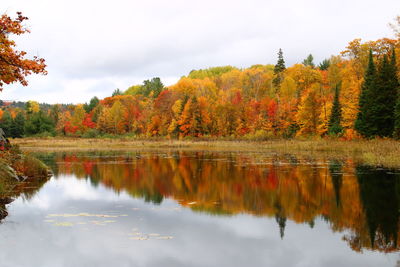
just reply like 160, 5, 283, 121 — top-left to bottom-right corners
155, 236, 174, 240
128, 232, 142, 236
54, 222, 73, 227
149, 233, 160, 237
47, 213, 119, 218
130, 237, 148, 240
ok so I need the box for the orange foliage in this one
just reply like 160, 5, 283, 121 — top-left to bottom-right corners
0, 12, 47, 91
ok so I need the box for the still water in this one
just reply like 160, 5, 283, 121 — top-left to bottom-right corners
0, 151, 399, 267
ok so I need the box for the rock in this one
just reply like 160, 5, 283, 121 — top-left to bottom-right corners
0, 197, 14, 205
0, 206, 8, 221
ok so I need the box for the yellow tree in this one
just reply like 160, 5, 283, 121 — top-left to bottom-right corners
179, 96, 211, 137
340, 61, 362, 130
296, 84, 323, 136
168, 99, 183, 136
56, 111, 72, 135
97, 107, 113, 134
71, 104, 86, 133
26, 100, 40, 114
109, 100, 126, 134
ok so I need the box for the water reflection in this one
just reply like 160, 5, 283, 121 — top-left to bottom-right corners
0, 173, 49, 221
32, 151, 400, 254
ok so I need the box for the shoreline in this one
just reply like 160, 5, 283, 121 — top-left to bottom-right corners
12, 137, 400, 168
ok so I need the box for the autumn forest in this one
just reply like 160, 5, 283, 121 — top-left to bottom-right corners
2, 27, 400, 140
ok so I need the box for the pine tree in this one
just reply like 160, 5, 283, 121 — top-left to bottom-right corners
10, 112, 25, 138
395, 95, 400, 139
0, 111, 12, 137
273, 48, 286, 88
375, 52, 398, 137
388, 49, 399, 138
355, 50, 378, 137
394, 51, 400, 137
328, 85, 343, 135
302, 54, 315, 68
318, 59, 330, 70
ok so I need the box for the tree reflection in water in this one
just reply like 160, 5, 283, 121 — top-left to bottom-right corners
33, 151, 400, 253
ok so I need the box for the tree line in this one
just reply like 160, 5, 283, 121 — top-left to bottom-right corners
1, 40, 400, 139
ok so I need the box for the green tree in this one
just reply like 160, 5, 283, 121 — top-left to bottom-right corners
355, 50, 378, 137
395, 93, 400, 139
273, 48, 286, 88
142, 77, 164, 98
10, 112, 25, 138
302, 54, 315, 68
24, 111, 55, 136
318, 59, 330, 70
328, 85, 343, 135
0, 111, 12, 137
375, 50, 398, 137
112, 89, 123, 96
84, 96, 99, 113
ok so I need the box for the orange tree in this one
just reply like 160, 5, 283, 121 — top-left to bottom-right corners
0, 12, 47, 91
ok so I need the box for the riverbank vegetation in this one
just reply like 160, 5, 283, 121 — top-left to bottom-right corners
0, 12, 51, 188
0, 145, 50, 181
0, 144, 50, 220
12, 137, 400, 168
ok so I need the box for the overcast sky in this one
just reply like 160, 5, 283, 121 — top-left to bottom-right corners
1, 0, 399, 104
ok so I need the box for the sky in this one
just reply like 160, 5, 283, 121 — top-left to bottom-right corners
1, 0, 399, 104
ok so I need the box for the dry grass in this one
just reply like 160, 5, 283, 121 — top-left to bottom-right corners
12, 137, 400, 168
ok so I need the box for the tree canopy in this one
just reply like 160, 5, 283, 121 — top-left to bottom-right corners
0, 12, 47, 91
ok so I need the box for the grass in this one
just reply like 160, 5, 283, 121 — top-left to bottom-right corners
12, 137, 400, 168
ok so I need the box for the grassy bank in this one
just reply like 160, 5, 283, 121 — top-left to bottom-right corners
0, 146, 51, 192
12, 137, 400, 168
0, 146, 51, 220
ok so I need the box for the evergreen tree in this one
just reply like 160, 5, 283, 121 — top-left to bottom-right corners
318, 59, 330, 70
141, 77, 164, 98
302, 54, 315, 68
273, 48, 286, 88
355, 50, 378, 137
84, 96, 100, 113
24, 111, 55, 136
112, 88, 123, 96
328, 85, 343, 135
395, 94, 400, 139
329, 160, 343, 207
10, 112, 25, 138
0, 111, 12, 137
375, 52, 398, 137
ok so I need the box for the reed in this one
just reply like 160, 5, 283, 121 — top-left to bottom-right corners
12, 137, 400, 168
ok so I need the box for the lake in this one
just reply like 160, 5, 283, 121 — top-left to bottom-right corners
0, 150, 399, 267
